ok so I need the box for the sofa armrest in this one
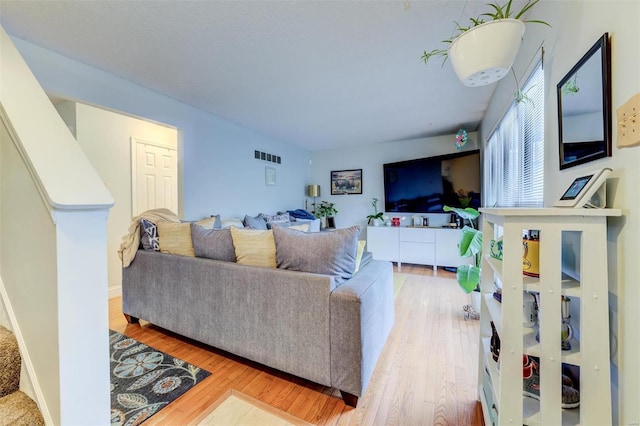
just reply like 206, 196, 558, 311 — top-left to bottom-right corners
329, 260, 394, 399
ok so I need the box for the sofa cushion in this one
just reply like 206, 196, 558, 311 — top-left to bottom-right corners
157, 221, 195, 257
193, 215, 222, 229
359, 251, 373, 270
190, 224, 236, 262
292, 218, 321, 232
287, 223, 310, 232
272, 225, 361, 284
243, 214, 268, 230
140, 218, 160, 251
230, 227, 277, 268
271, 222, 311, 232
259, 212, 290, 229
219, 217, 245, 229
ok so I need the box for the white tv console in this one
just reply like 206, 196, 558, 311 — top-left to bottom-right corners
366, 226, 466, 271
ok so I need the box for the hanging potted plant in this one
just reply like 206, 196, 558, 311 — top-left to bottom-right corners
421, 0, 550, 87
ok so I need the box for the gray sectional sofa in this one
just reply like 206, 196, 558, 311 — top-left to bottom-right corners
121, 249, 394, 406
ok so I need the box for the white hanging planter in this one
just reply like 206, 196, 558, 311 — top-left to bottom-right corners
448, 19, 525, 87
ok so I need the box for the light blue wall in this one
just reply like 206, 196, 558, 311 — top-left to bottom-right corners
11, 37, 311, 220
480, 2, 640, 424
310, 133, 479, 236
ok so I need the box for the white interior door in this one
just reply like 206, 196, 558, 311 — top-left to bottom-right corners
131, 138, 178, 217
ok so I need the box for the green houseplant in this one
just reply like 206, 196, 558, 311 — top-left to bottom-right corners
421, 0, 550, 65
315, 201, 338, 218
366, 197, 385, 225
443, 206, 482, 294
315, 201, 338, 229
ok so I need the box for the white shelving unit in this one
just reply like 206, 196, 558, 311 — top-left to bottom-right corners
478, 208, 620, 426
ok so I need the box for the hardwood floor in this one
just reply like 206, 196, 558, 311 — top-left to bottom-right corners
109, 264, 483, 425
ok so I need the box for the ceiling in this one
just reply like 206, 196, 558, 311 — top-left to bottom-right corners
0, 0, 512, 151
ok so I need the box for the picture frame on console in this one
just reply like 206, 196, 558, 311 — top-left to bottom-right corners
331, 169, 363, 195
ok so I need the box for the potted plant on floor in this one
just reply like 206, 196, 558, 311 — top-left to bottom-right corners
366, 197, 385, 226
444, 206, 482, 318
421, 0, 550, 87
315, 201, 338, 229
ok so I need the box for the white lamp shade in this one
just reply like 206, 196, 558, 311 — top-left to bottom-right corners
448, 19, 525, 87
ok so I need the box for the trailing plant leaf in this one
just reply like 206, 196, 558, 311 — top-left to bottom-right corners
504, 0, 513, 18
421, 49, 448, 65
443, 206, 480, 225
484, 4, 505, 19
456, 265, 481, 293
443, 205, 483, 294
514, 0, 540, 20
458, 226, 483, 259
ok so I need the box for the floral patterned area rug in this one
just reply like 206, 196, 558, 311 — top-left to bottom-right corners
109, 330, 211, 425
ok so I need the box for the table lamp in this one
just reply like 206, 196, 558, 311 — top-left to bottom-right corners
306, 185, 320, 213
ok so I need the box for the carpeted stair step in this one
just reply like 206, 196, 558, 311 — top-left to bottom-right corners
0, 391, 44, 426
0, 326, 44, 425
0, 326, 20, 399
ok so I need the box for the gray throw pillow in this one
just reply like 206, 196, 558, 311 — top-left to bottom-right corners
272, 225, 361, 284
190, 224, 236, 262
259, 212, 290, 228
243, 215, 268, 230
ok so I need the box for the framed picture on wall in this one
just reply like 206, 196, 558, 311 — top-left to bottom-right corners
265, 166, 276, 186
331, 169, 362, 195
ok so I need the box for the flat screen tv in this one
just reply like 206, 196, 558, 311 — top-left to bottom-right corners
383, 150, 481, 213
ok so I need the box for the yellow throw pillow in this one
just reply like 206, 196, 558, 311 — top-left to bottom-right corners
157, 221, 195, 257
230, 227, 276, 268
354, 240, 366, 273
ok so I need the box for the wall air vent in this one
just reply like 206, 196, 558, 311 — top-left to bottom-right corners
254, 150, 281, 164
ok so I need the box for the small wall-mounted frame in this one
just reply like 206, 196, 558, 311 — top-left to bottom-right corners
331, 169, 362, 195
265, 166, 276, 186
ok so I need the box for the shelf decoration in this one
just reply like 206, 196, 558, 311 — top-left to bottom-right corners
455, 128, 469, 150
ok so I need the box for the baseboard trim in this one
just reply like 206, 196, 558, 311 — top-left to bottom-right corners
108, 285, 122, 299
0, 276, 53, 426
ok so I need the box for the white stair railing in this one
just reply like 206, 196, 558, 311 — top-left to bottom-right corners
0, 25, 114, 425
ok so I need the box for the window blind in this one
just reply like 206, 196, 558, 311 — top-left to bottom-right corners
485, 62, 544, 207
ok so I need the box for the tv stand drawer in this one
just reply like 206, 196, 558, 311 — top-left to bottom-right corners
398, 227, 435, 243
399, 241, 435, 265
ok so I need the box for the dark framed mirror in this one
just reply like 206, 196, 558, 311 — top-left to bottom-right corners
557, 33, 611, 170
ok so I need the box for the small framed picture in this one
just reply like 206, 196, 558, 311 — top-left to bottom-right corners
331, 169, 362, 195
265, 166, 276, 186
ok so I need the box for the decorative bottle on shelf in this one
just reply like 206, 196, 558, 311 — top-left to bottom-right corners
561, 296, 574, 350
536, 295, 574, 350
490, 321, 501, 363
